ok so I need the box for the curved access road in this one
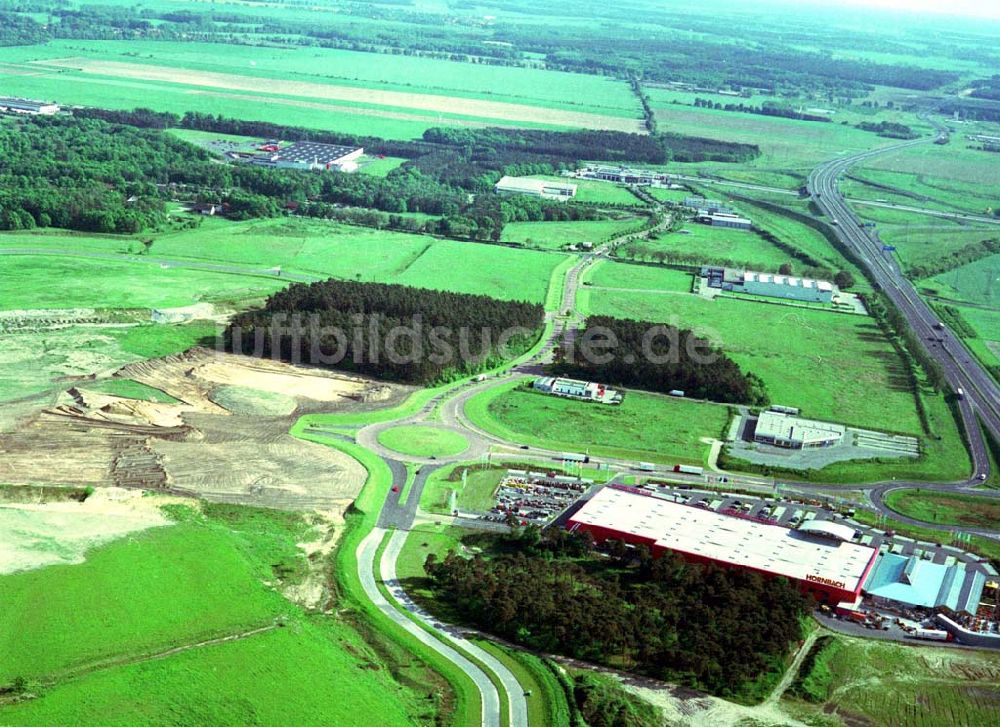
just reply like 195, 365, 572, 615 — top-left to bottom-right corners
807, 127, 1000, 486
355, 527, 504, 727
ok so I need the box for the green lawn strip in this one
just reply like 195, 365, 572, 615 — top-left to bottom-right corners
545, 254, 578, 312
372, 529, 511, 727
287, 431, 481, 726
883, 489, 1000, 530
473, 639, 572, 727
377, 425, 470, 458
501, 218, 646, 250
851, 509, 1000, 562
465, 379, 730, 466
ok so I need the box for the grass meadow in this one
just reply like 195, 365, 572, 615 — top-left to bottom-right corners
419, 464, 507, 515
0, 40, 640, 139
0, 505, 424, 726
583, 260, 694, 291
499, 217, 645, 249
465, 380, 731, 465
883, 489, 1000, 529
785, 635, 1000, 727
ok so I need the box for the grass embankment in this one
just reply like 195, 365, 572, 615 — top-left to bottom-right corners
785, 633, 1000, 727
420, 465, 505, 515
466, 380, 732, 466
377, 425, 470, 458
86, 378, 180, 403
883, 489, 1000, 530
0, 504, 425, 725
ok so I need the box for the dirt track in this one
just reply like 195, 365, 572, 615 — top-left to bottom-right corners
33, 58, 645, 132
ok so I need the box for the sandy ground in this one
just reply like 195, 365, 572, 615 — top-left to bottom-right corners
1, 349, 407, 512
33, 58, 645, 133
282, 511, 342, 611
0, 487, 178, 575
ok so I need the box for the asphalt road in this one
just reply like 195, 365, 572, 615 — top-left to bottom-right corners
355, 527, 503, 727
807, 125, 1000, 485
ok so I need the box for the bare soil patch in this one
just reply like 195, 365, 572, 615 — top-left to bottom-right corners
0, 349, 409, 512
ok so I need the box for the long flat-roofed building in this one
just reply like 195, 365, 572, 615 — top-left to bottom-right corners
249, 141, 363, 171
0, 97, 60, 115
495, 176, 577, 200
533, 376, 621, 404
701, 266, 836, 304
753, 410, 845, 449
567, 486, 878, 604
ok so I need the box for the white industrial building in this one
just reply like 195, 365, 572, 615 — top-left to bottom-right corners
249, 141, 363, 172
753, 410, 845, 449
696, 212, 752, 230
702, 267, 837, 304
0, 97, 60, 115
495, 176, 577, 200
533, 377, 621, 404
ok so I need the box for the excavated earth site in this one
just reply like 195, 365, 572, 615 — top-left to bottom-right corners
0, 348, 410, 513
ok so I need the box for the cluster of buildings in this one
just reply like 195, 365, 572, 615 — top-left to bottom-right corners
494, 176, 577, 200
570, 165, 672, 186
702, 266, 837, 304
532, 377, 622, 404
684, 197, 752, 230
229, 141, 364, 172
0, 96, 60, 115
565, 485, 991, 619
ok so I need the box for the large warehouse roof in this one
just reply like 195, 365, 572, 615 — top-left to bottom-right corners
864, 553, 986, 614
568, 486, 876, 590
274, 141, 361, 164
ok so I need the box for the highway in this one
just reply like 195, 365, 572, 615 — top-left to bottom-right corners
807, 128, 1000, 484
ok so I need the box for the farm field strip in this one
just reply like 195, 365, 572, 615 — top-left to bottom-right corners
30, 58, 645, 132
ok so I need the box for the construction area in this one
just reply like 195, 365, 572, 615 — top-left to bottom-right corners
0, 348, 408, 512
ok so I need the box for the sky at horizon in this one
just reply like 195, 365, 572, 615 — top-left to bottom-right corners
824, 0, 1000, 21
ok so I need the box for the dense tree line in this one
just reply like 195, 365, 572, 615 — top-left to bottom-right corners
552, 315, 768, 404
693, 97, 832, 123
225, 281, 544, 384
854, 121, 918, 139
425, 525, 810, 698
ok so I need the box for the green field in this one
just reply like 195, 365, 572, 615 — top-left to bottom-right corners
358, 155, 409, 177
646, 92, 894, 169
785, 634, 1000, 727
583, 261, 694, 292
621, 222, 794, 270
0, 505, 425, 725
0, 254, 286, 310
500, 217, 644, 249
0, 39, 640, 139
927, 253, 1000, 307
576, 285, 969, 481
465, 381, 730, 465
377, 425, 470, 458
883, 489, 1000, 529
0, 220, 566, 305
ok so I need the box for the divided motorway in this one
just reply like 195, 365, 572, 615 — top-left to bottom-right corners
807, 130, 1000, 483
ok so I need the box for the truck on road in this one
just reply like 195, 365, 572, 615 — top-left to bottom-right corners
912, 628, 951, 642
673, 464, 704, 476
636, 462, 656, 472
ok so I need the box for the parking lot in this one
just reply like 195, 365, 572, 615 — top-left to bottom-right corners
482, 470, 590, 526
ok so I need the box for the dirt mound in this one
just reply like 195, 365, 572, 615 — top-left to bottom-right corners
2, 350, 407, 513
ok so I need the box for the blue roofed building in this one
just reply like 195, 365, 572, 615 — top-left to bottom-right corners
863, 553, 986, 615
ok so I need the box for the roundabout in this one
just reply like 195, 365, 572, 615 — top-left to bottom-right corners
375, 424, 471, 459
